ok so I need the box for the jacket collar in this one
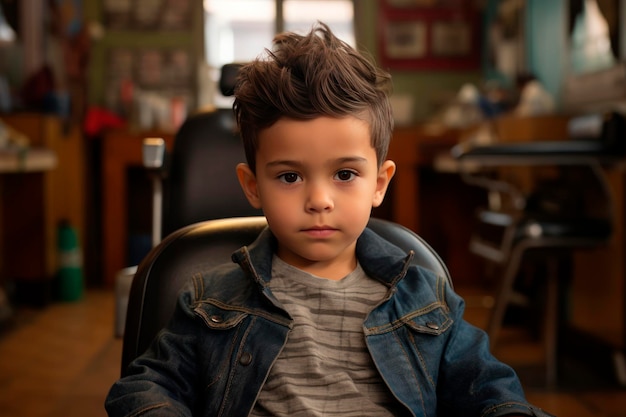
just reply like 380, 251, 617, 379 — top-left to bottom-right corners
231, 226, 414, 287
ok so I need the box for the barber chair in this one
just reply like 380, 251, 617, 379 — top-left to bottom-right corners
120, 216, 452, 377
144, 63, 261, 243
452, 112, 624, 387
115, 64, 260, 337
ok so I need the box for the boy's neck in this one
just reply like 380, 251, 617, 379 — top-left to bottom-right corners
275, 249, 358, 281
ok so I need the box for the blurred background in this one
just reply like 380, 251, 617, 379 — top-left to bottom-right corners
0, 0, 626, 416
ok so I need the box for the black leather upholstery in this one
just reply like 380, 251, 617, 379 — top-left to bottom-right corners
163, 109, 261, 236
121, 216, 451, 376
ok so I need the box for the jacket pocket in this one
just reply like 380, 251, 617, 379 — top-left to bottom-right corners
194, 302, 248, 330
365, 301, 452, 336
402, 303, 453, 336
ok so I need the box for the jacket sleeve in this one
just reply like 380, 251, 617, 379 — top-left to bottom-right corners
436, 283, 555, 417
105, 284, 202, 417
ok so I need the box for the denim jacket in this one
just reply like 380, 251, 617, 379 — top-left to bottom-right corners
106, 227, 554, 417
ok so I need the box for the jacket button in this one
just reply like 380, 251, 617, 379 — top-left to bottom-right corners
239, 352, 253, 366
426, 322, 440, 330
210, 315, 223, 323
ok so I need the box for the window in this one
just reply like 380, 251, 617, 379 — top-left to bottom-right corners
202, 0, 354, 107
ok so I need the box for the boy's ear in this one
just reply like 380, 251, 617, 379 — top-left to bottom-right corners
372, 160, 396, 208
236, 163, 262, 209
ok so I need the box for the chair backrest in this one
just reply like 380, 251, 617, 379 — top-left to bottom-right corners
121, 216, 451, 376
162, 64, 260, 237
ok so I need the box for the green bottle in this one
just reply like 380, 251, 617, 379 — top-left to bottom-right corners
57, 220, 83, 301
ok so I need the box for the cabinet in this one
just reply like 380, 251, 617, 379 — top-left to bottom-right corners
0, 113, 85, 305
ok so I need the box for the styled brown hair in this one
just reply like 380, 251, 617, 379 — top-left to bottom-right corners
233, 22, 394, 173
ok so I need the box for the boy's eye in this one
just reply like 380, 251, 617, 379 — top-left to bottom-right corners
279, 172, 301, 183
335, 170, 356, 181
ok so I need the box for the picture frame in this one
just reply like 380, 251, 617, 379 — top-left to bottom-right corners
385, 21, 427, 59
378, 0, 480, 70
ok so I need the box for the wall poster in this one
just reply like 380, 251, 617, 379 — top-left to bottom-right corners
379, 0, 481, 70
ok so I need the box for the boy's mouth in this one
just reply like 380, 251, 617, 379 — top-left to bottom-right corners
302, 226, 337, 238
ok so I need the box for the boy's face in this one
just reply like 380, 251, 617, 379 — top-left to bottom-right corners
237, 116, 395, 279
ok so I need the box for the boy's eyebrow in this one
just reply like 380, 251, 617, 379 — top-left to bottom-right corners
336, 156, 369, 165
265, 160, 300, 168
265, 156, 369, 168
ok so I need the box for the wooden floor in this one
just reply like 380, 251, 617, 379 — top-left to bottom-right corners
0, 286, 625, 417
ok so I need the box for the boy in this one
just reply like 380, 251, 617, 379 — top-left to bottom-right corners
106, 23, 554, 417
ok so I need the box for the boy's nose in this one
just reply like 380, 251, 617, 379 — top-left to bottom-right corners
305, 183, 334, 212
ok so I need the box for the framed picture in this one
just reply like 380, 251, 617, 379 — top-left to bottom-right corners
385, 21, 427, 59
378, 0, 480, 70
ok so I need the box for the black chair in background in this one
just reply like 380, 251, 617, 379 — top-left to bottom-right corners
115, 64, 260, 337
120, 216, 452, 377
144, 63, 261, 243
452, 112, 624, 387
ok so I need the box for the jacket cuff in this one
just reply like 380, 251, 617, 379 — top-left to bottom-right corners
482, 402, 556, 417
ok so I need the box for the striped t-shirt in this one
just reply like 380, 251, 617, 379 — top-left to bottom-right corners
249, 255, 405, 416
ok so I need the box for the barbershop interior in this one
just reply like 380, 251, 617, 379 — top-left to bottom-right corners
1, 0, 626, 415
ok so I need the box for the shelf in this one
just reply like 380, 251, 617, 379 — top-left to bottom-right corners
0, 147, 57, 173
